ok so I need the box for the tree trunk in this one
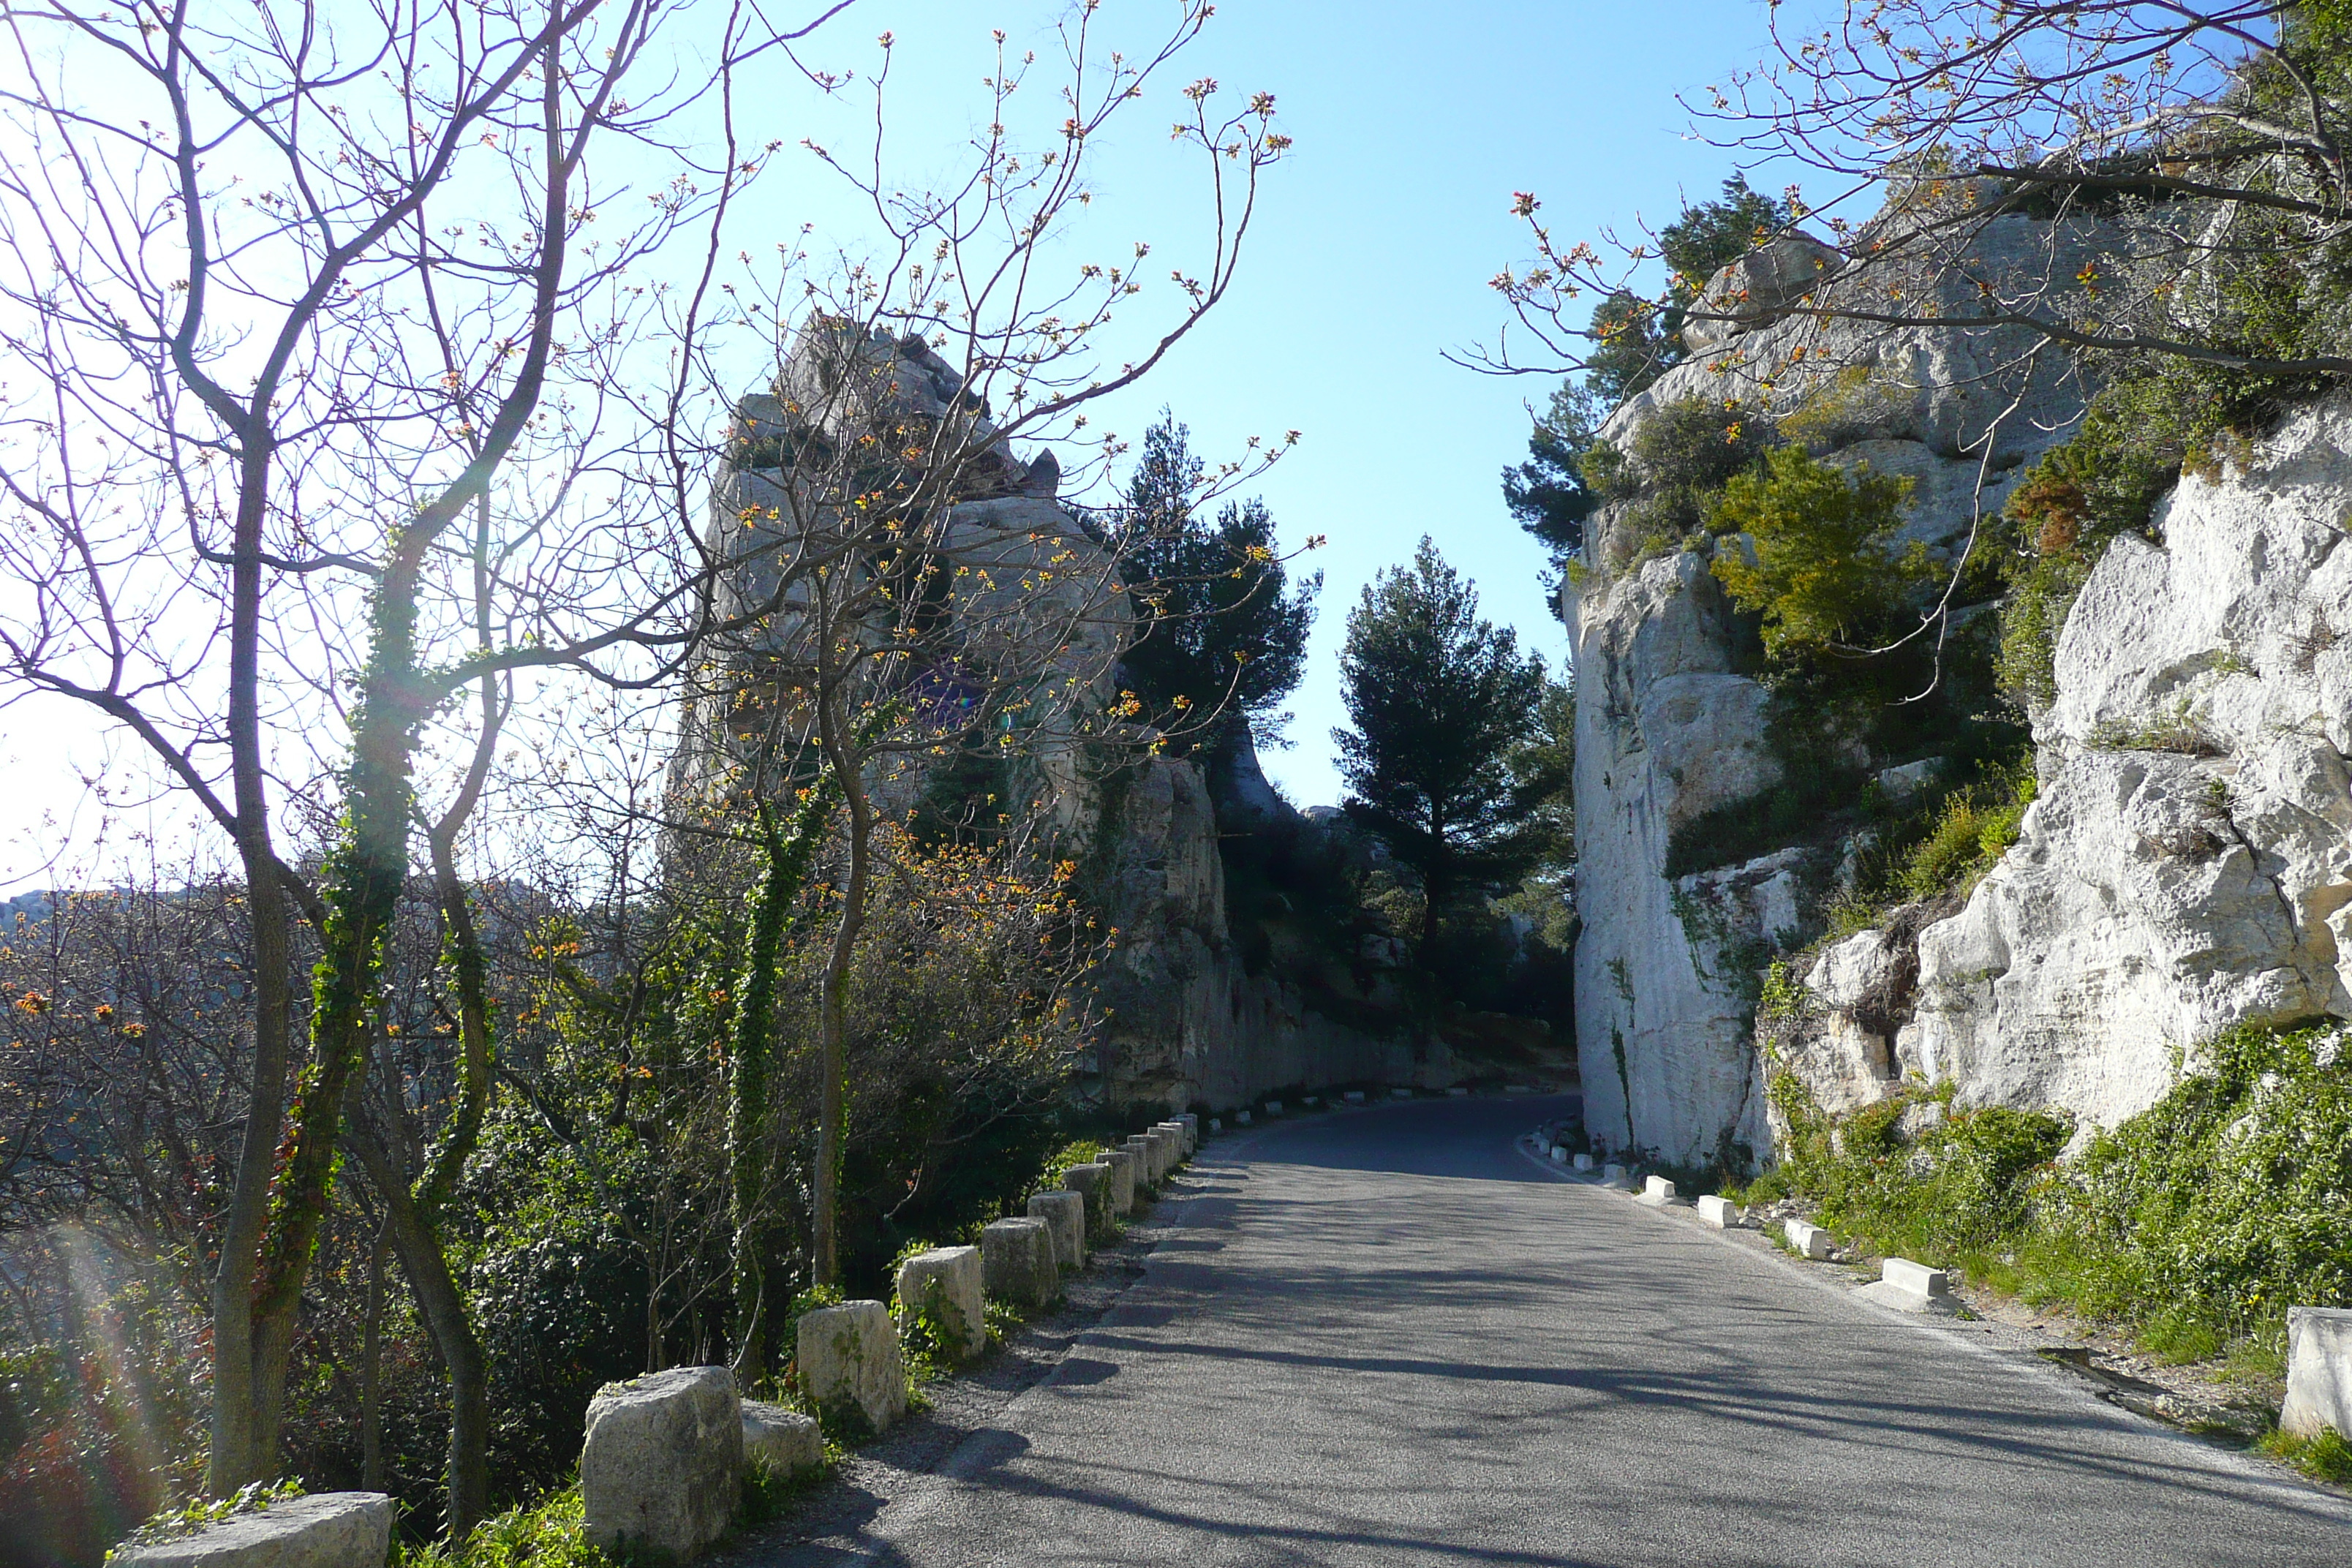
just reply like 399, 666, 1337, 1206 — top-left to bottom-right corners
813, 697, 873, 1289
348, 1118, 489, 1537
361, 1224, 388, 1493
243, 568, 428, 1472
729, 770, 837, 1379
208, 434, 294, 1496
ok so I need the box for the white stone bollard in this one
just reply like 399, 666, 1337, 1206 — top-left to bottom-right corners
1549, 1145, 1568, 1162
1882, 1257, 1949, 1301
1697, 1194, 1743, 1229
1060, 1161, 1114, 1238
581, 1365, 743, 1559
1638, 1175, 1678, 1206
1156, 1121, 1188, 1162
797, 1302, 908, 1436
1447, 1086, 1469, 1097
896, 1245, 986, 1361
1572, 1153, 1594, 1172
1028, 1190, 1086, 1270
1131, 1132, 1161, 1182
1601, 1163, 1629, 1188
741, 1400, 823, 1480
1126, 1133, 1164, 1184
1209, 1117, 1223, 1132
1100, 1147, 1137, 1213
1390, 1087, 1412, 1099
1235, 1109, 1252, 1126
1264, 1100, 1284, 1116
1785, 1218, 1836, 1259
1177, 1112, 1199, 1149
2282, 1306, 2352, 1439
1343, 1090, 1366, 1103
981, 1217, 1058, 1309
111, 1493, 393, 1568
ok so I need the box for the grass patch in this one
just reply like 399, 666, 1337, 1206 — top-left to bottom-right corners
2262, 1425, 2352, 1487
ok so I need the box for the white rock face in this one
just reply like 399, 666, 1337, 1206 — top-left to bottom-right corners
895, 1245, 985, 1361
580, 1366, 742, 1561
110, 1494, 392, 1568
1908, 399, 2352, 1130
795, 1302, 907, 1436
1768, 925, 1915, 1134
1569, 553, 1782, 1166
1681, 235, 1847, 355
1569, 202, 2114, 1165
740, 1401, 823, 1480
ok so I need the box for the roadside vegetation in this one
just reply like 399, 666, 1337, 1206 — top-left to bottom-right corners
1735, 1019, 2352, 1394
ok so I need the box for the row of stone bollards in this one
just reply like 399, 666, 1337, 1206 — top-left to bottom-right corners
1536, 1137, 1960, 1310
112, 1115, 1202, 1568
585, 1113, 1202, 1561
1537, 1131, 2352, 1444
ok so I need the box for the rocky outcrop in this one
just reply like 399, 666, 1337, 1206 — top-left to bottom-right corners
1569, 201, 2103, 1164
682, 324, 1452, 1115
1576, 190, 2352, 1159
1906, 399, 2352, 1131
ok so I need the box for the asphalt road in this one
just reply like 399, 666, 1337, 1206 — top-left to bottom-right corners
776, 1095, 2352, 1566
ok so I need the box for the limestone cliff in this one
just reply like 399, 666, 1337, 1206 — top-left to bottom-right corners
1570, 197, 2352, 1164
1907, 400, 2352, 1129
686, 326, 1461, 1115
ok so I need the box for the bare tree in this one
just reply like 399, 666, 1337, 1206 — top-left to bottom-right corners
672, 8, 1294, 1293
0, 0, 834, 1504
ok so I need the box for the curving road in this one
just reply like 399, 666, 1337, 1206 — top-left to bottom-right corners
772, 1095, 2352, 1566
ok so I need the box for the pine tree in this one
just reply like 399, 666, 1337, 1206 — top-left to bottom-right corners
1581, 175, 1793, 406
1333, 539, 1548, 950
1502, 381, 1601, 559
1115, 413, 1320, 756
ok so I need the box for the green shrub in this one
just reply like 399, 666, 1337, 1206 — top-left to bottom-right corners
2263, 1425, 2352, 1486
1583, 397, 1778, 562
1708, 445, 1931, 660
1773, 1020, 2352, 1366
2056, 1021, 2352, 1349
1776, 1082, 2070, 1264
1897, 769, 2032, 902
396, 1486, 615, 1568
1026, 1141, 1106, 1200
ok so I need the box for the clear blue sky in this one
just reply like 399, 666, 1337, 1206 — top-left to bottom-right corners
0, 0, 1790, 886
765, 0, 1784, 805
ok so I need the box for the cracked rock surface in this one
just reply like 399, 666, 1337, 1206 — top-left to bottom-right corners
1912, 396, 2352, 1130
